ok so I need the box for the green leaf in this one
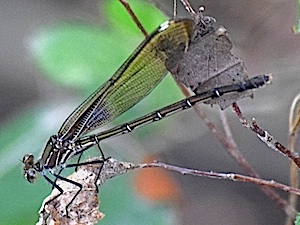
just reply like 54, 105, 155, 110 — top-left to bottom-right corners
0, 105, 66, 225
293, 19, 300, 34
295, 213, 300, 225
99, 174, 178, 225
30, 23, 139, 91
103, 0, 167, 37
293, 0, 300, 33
30, 0, 167, 91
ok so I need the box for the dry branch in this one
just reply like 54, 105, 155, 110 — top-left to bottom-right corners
37, 157, 300, 225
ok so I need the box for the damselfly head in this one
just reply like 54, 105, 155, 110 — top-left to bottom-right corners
22, 154, 38, 183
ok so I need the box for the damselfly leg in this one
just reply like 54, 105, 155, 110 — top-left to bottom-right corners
42, 158, 105, 217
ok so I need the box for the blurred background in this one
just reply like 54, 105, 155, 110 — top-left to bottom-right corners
0, 0, 299, 224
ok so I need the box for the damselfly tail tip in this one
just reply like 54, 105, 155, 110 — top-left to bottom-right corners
251, 73, 273, 89
264, 73, 273, 84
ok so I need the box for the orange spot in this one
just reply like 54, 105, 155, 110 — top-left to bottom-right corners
134, 155, 181, 203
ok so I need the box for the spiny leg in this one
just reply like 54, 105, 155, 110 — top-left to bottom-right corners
41, 174, 80, 218
52, 173, 83, 218
66, 158, 106, 193
94, 136, 107, 192
51, 167, 64, 190
75, 152, 84, 172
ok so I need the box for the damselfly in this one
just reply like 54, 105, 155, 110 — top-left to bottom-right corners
22, 18, 193, 211
22, 4, 271, 216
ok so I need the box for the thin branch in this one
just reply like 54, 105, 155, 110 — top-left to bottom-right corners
232, 102, 300, 168
119, 0, 148, 37
178, 0, 196, 17
289, 93, 300, 135
285, 93, 300, 225
219, 110, 296, 217
38, 157, 300, 225
176, 81, 295, 217
136, 161, 300, 199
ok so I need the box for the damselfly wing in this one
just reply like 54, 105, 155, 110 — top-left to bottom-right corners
22, 19, 194, 183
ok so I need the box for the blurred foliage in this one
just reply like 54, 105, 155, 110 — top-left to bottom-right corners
292, 0, 300, 33
104, 0, 167, 36
0, 0, 183, 224
30, 0, 184, 124
100, 174, 178, 225
295, 213, 300, 225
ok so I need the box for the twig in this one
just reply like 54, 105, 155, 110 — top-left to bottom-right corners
178, 0, 196, 17
38, 157, 300, 225
135, 161, 300, 197
285, 93, 300, 225
176, 81, 296, 217
119, 0, 148, 37
232, 102, 300, 168
220, 109, 297, 218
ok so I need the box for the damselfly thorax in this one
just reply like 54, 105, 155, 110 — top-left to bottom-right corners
23, 135, 80, 182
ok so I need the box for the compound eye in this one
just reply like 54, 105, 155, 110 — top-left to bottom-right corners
22, 154, 34, 164
26, 168, 38, 183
